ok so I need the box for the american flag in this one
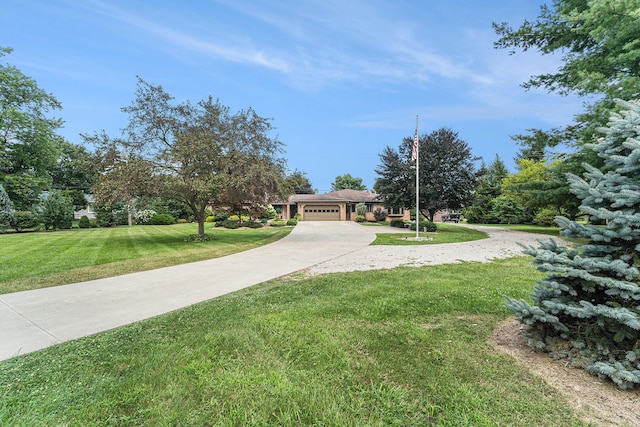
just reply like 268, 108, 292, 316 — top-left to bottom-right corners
411, 131, 419, 162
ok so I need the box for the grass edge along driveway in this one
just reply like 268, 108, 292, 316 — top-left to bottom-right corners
0, 224, 292, 294
0, 257, 586, 426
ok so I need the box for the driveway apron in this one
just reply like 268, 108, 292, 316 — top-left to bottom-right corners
0, 222, 375, 361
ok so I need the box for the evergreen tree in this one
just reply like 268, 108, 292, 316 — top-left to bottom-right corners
0, 184, 14, 232
465, 154, 509, 223
506, 100, 640, 389
40, 190, 73, 230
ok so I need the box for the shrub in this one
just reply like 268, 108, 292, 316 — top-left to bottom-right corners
220, 219, 240, 229
228, 215, 250, 222
355, 202, 367, 217
149, 213, 175, 225
13, 211, 37, 232
184, 233, 215, 242
214, 212, 229, 222
533, 208, 559, 227
244, 220, 263, 229
355, 215, 367, 223
389, 219, 405, 228
270, 220, 287, 227
78, 215, 91, 228
490, 196, 531, 224
40, 190, 73, 230
177, 218, 188, 224
286, 218, 297, 226
90, 220, 98, 228
134, 209, 157, 225
373, 207, 388, 222
264, 204, 277, 220
410, 221, 437, 232
205, 215, 216, 223
93, 204, 116, 227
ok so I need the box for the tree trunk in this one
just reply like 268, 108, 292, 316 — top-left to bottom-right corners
197, 219, 205, 236
127, 199, 133, 226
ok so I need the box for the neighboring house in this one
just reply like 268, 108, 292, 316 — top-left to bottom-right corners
74, 194, 96, 220
272, 189, 412, 222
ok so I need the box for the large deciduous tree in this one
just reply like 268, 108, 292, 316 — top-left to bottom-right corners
330, 173, 367, 192
91, 78, 288, 236
506, 99, 640, 389
375, 128, 477, 221
285, 170, 315, 194
50, 140, 98, 193
0, 47, 63, 210
494, 1, 640, 102
494, 1, 640, 212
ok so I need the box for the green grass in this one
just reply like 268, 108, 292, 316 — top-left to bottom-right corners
371, 223, 488, 245
478, 223, 563, 237
0, 224, 292, 294
0, 257, 585, 426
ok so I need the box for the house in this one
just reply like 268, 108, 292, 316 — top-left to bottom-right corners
74, 194, 96, 220
272, 189, 412, 222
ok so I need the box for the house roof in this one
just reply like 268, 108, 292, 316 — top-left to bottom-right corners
283, 189, 381, 204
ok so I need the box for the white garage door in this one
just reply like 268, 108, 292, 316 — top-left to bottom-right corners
303, 205, 340, 221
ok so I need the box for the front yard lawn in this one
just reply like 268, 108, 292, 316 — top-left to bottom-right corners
0, 224, 291, 294
0, 258, 585, 426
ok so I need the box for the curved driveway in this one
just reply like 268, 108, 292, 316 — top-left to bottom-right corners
0, 222, 376, 361
0, 222, 551, 361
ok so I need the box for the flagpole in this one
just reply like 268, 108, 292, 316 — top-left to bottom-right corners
415, 115, 419, 238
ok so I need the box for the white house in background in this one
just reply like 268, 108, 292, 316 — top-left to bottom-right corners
74, 194, 96, 220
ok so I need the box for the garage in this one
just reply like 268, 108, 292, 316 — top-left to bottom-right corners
303, 205, 340, 221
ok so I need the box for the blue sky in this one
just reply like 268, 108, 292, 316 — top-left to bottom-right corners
2, 0, 583, 193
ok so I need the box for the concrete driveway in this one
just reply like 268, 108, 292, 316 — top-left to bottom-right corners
0, 222, 376, 362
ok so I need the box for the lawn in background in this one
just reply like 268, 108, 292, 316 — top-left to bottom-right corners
0, 224, 292, 294
372, 223, 488, 245
478, 223, 563, 237
0, 257, 584, 426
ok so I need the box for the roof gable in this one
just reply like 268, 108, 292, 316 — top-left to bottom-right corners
287, 189, 381, 204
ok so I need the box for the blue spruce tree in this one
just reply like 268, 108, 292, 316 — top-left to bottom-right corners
506, 100, 640, 389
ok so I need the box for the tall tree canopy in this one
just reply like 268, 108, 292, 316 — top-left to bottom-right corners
0, 47, 63, 210
494, 0, 640, 101
375, 128, 477, 222
494, 1, 640, 222
50, 140, 98, 193
285, 170, 315, 194
90, 78, 288, 235
330, 173, 367, 192
494, 0, 640, 148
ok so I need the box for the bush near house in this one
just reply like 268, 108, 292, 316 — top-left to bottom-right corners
389, 219, 405, 228
270, 220, 287, 227
78, 215, 91, 228
286, 218, 297, 226
355, 215, 366, 223
373, 207, 388, 222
